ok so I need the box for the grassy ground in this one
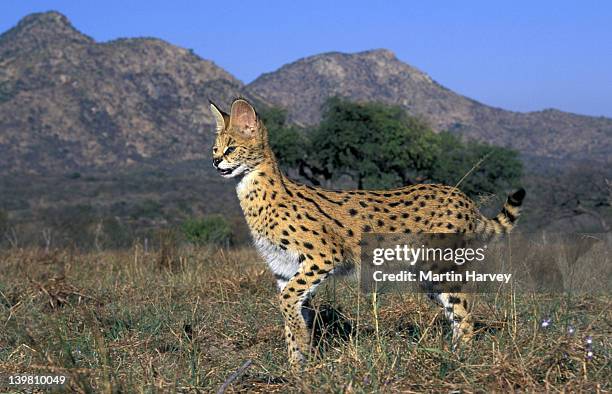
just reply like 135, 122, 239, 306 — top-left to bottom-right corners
0, 246, 610, 393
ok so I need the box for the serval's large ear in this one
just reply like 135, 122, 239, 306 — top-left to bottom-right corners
209, 101, 229, 133
229, 99, 258, 138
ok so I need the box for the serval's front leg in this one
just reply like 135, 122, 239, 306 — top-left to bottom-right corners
279, 255, 332, 369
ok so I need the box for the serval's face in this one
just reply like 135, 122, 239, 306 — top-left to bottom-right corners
210, 99, 265, 178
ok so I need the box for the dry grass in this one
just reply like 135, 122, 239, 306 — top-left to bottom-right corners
0, 246, 610, 392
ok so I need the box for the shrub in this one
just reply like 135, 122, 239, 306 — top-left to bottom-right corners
0, 209, 9, 240
129, 199, 163, 219
181, 216, 232, 247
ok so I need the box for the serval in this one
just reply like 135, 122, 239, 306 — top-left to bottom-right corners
210, 98, 525, 369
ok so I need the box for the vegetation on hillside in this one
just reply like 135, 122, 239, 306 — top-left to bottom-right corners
3, 99, 610, 251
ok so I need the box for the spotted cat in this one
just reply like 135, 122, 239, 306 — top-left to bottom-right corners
210, 99, 525, 369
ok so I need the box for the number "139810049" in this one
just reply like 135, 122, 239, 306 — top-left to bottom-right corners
8, 375, 66, 385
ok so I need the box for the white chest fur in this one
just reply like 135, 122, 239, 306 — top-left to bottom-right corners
236, 170, 257, 200
236, 170, 301, 290
254, 236, 300, 290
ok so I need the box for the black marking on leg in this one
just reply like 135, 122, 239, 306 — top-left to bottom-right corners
448, 296, 461, 304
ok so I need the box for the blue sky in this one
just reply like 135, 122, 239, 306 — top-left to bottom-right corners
1, 1, 611, 117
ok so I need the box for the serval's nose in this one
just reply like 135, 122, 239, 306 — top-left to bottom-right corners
212, 157, 222, 168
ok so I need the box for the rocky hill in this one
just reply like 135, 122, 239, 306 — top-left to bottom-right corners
246, 50, 612, 163
0, 11, 265, 174
1, 12, 610, 175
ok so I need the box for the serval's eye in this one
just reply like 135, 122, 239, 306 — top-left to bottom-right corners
224, 146, 236, 155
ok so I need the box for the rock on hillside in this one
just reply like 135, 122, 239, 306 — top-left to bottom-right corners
0, 11, 260, 174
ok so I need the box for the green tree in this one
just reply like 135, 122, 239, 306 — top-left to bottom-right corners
431, 132, 523, 195
269, 97, 522, 196
258, 107, 307, 171
308, 97, 441, 188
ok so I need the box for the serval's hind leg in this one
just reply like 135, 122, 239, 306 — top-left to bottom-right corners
438, 293, 474, 347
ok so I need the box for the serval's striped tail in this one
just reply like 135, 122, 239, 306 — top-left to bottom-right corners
477, 188, 526, 235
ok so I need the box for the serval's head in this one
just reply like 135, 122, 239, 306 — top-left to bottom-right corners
209, 99, 268, 178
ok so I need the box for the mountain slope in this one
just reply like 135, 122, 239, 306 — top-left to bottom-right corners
246, 50, 612, 162
0, 11, 261, 174
1, 12, 610, 173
